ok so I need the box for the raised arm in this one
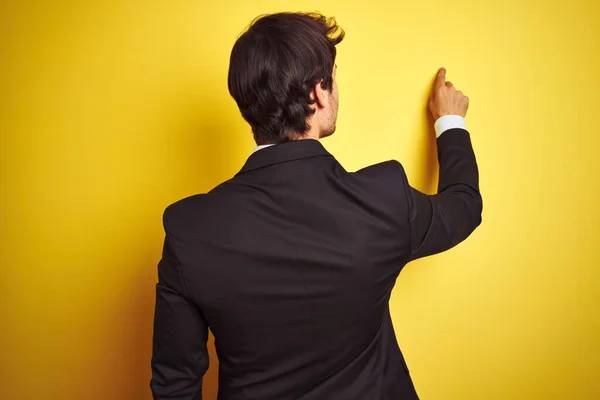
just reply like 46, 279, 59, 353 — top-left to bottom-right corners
407, 67, 483, 261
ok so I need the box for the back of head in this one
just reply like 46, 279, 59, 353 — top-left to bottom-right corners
228, 12, 345, 145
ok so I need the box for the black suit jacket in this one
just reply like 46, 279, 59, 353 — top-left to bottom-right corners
151, 129, 482, 400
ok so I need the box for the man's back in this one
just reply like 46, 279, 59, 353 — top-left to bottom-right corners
152, 132, 481, 399
151, 11, 481, 400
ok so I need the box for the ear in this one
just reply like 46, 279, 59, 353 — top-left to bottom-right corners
312, 79, 328, 109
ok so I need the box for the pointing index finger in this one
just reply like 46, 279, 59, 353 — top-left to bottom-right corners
435, 67, 446, 88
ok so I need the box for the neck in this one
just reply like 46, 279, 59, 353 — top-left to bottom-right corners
256, 125, 321, 147
294, 127, 320, 141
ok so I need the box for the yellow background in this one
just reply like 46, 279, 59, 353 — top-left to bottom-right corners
2, 1, 599, 399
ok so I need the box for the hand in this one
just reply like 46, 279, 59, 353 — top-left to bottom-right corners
429, 67, 469, 121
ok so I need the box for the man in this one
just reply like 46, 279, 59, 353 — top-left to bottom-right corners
151, 12, 482, 400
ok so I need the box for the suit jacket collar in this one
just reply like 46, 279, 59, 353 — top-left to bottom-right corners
236, 139, 332, 175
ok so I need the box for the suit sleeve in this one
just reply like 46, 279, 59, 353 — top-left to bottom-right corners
401, 128, 483, 261
150, 212, 209, 399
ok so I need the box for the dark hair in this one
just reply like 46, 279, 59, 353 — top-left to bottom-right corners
227, 12, 345, 145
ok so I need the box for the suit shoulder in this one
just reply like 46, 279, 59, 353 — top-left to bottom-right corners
349, 159, 411, 208
162, 193, 207, 228
353, 159, 408, 183
162, 179, 238, 230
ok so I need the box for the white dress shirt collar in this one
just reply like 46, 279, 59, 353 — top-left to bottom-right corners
253, 144, 276, 153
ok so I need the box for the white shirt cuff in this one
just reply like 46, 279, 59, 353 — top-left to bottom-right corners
434, 115, 466, 138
